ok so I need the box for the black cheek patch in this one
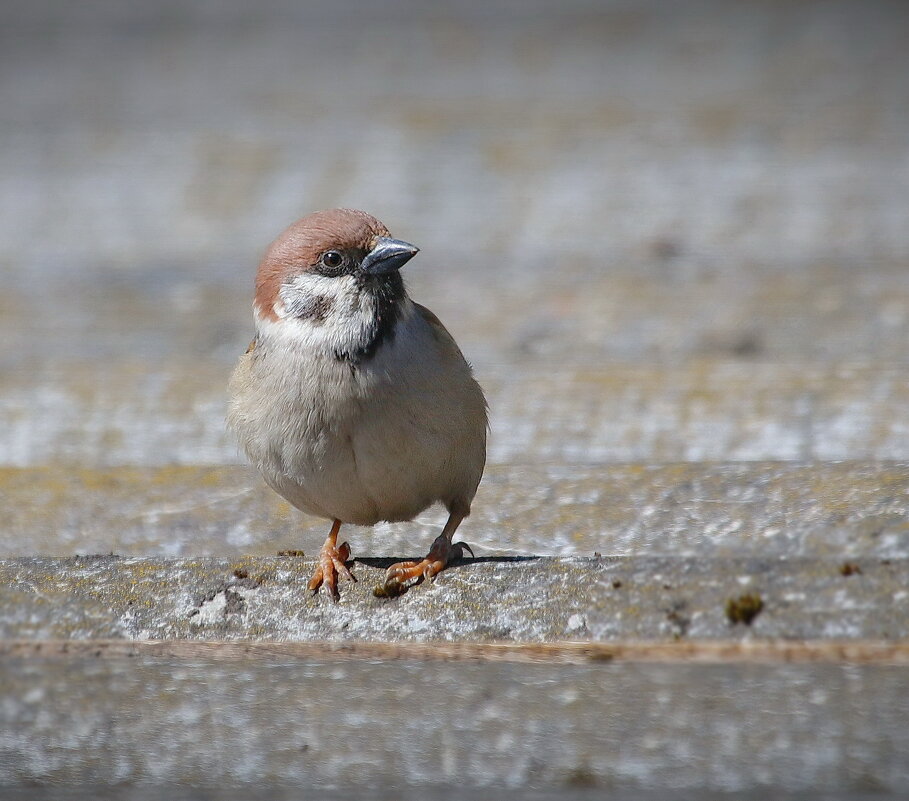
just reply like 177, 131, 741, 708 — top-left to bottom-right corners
283, 294, 334, 322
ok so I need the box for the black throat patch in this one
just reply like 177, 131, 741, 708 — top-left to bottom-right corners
334, 272, 406, 366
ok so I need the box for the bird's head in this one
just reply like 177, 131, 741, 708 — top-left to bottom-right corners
253, 209, 419, 362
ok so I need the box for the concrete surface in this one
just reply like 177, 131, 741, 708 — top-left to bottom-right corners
5, 362, 909, 466
2, 1, 908, 271
2, 556, 906, 642
2, 462, 908, 559
6, 254, 909, 375
0, 791, 902, 801
1, 791, 793, 801
2, 654, 908, 793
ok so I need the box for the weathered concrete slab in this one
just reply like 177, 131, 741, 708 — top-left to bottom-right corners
4, 362, 909, 466
1, 556, 906, 641
0, 791, 612, 801
0, 789, 696, 801
0, 793, 896, 801
2, 462, 908, 559
6, 258, 909, 373
4, 790, 843, 801
1, 653, 907, 793
2, 1, 908, 272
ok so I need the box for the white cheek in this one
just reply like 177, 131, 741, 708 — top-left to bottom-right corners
277, 272, 356, 316
264, 273, 378, 354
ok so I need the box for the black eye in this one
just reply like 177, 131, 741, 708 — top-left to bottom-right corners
321, 250, 343, 269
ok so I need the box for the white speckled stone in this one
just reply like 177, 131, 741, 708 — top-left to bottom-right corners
1, 556, 906, 642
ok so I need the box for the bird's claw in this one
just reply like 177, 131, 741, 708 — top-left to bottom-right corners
308, 540, 356, 602
381, 539, 474, 593
451, 541, 474, 560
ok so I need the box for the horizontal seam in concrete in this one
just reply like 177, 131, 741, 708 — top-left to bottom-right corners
4, 639, 909, 665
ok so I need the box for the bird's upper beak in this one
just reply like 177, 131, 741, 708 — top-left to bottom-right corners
360, 237, 419, 275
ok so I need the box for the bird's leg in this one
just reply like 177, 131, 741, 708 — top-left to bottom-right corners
383, 512, 472, 591
308, 518, 356, 601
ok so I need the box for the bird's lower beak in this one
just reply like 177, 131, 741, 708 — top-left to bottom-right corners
361, 237, 419, 275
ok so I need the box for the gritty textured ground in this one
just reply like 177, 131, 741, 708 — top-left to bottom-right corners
2, 655, 908, 793
2, 461, 908, 558
3, 556, 907, 642
6, 362, 909, 467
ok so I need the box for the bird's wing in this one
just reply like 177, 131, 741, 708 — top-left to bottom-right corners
413, 302, 468, 361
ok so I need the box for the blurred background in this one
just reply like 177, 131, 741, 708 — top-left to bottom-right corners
1, 0, 908, 555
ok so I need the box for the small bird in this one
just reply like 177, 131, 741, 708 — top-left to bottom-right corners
228, 209, 487, 600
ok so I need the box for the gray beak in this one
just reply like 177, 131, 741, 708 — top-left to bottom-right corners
361, 237, 419, 275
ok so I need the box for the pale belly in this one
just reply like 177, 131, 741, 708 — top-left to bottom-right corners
228, 308, 486, 526
260, 405, 450, 526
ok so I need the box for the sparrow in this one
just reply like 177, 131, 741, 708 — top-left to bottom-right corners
228, 209, 488, 600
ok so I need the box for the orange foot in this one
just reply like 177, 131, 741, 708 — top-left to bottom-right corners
308, 519, 356, 601
383, 533, 473, 594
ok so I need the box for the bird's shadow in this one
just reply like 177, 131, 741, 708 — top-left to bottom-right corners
355, 554, 540, 571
